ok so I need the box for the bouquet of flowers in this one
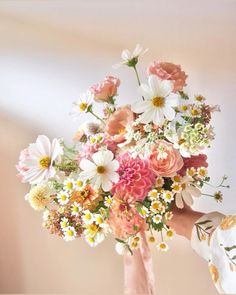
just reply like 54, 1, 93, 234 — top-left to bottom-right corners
17, 44, 228, 255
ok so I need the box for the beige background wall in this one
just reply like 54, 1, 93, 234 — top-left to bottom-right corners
0, 1, 236, 294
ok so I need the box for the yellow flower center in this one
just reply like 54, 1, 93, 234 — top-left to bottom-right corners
61, 195, 67, 201
96, 165, 106, 174
39, 156, 51, 169
118, 127, 126, 135
76, 180, 83, 187
178, 138, 186, 145
66, 182, 73, 189
166, 230, 174, 237
67, 229, 74, 237
152, 96, 165, 107
181, 183, 186, 190
79, 102, 88, 112
148, 236, 156, 243
159, 243, 167, 249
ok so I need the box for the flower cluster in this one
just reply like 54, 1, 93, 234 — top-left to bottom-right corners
17, 44, 228, 255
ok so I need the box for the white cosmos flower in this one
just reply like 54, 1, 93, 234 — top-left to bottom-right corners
21, 135, 63, 185
79, 150, 119, 192
70, 91, 93, 119
113, 44, 148, 68
132, 75, 180, 126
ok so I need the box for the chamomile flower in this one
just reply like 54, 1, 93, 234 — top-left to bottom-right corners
139, 206, 150, 218
82, 210, 94, 225
148, 189, 159, 200
71, 202, 82, 217
166, 229, 175, 239
132, 75, 180, 126
60, 217, 69, 231
155, 177, 164, 188
94, 214, 105, 227
70, 91, 93, 119
186, 167, 196, 177
64, 226, 76, 241
104, 195, 113, 207
162, 191, 174, 203
64, 178, 75, 192
129, 235, 141, 250
148, 236, 156, 243
75, 178, 85, 190
152, 214, 162, 224
164, 211, 173, 221
79, 150, 119, 192
197, 167, 208, 179
150, 201, 165, 214
157, 242, 169, 252
85, 235, 98, 247
57, 191, 70, 205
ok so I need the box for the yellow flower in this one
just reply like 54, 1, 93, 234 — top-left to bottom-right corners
208, 264, 219, 283
28, 185, 51, 211
220, 215, 236, 230
148, 236, 156, 243
157, 242, 169, 252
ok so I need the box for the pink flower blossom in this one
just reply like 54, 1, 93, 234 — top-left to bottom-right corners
108, 192, 146, 239
179, 154, 208, 175
16, 148, 30, 181
91, 76, 120, 103
106, 105, 135, 143
147, 61, 187, 92
149, 141, 183, 177
112, 153, 155, 201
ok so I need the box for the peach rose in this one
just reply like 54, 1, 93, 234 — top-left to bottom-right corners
150, 141, 183, 177
147, 61, 187, 92
106, 105, 134, 143
91, 76, 120, 103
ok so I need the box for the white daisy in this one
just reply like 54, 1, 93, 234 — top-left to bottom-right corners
157, 242, 169, 252
71, 202, 82, 217
75, 178, 85, 191
82, 210, 94, 225
153, 214, 162, 224
70, 91, 93, 119
57, 191, 70, 205
64, 226, 76, 242
172, 176, 201, 209
21, 135, 63, 185
79, 150, 119, 192
138, 206, 150, 218
60, 217, 69, 231
64, 178, 75, 192
162, 191, 174, 203
113, 44, 148, 68
104, 195, 113, 207
132, 75, 180, 126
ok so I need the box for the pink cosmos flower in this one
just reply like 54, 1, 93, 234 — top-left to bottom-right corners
179, 154, 208, 175
108, 192, 146, 239
91, 76, 120, 103
112, 153, 155, 201
149, 141, 183, 177
16, 148, 29, 181
147, 61, 187, 92
106, 105, 135, 143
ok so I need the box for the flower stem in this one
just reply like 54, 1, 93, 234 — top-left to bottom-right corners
89, 110, 105, 124
133, 65, 141, 86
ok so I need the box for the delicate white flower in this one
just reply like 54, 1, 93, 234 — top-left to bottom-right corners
138, 206, 150, 218
60, 217, 69, 231
129, 235, 141, 250
21, 135, 63, 185
172, 176, 201, 209
162, 191, 174, 203
85, 232, 105, 247
79, 150, 119, 191
150, 201, 165, 214
157, 242, 169, 252
57, 191, 70, 205
143, 124, 152, 133
64, 226, 76, 241
71, 202, 82, 217
153, 214, 162, 224
148, 189, 159, 200
94, 214, 105, 227
64, 178, 75, 192
132, 75, 180, 126
42, 209, 50, 222
113, 44, 148, 69
197, 167, 208, 179
166, 229, 175, 240
70, 91, 93, 119
75, 178, 85, 190
115, 242, 130, 255
82, 210, 94, 225
104, 195, 113, 207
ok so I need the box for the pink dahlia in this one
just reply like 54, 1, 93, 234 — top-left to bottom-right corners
112, 153, 155, 201
147, 61, 187, 92
179, 154, 208, 176
108, 192, 146, 239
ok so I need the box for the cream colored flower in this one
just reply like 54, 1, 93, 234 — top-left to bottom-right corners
64, 226, 76, 241
157, 242, 169, 252
27, 184, 51, 211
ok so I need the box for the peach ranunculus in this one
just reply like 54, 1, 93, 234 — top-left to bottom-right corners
147, 61, 187, 92
149, 141, 183, 177
106, 105, 134, 143
91, 76, 120, 103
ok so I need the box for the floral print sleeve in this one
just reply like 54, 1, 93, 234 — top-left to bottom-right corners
191, 212, 236, 294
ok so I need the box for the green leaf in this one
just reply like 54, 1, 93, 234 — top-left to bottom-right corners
196, 219, 212, 225
225, 245, 236, 252
115, 238, 126, 244
179, 91, 190, 100
205, 226, 214, 231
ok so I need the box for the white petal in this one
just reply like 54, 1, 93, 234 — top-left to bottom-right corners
51, 139, 63, 161
139, 108, 155, 124
175, 193, 184, 209
187, 186, 201, 198
163, 106, 176, 121
109, 160, 119, 171
80, 170, 96, 181
108, 171, 119, 183
158, 80, 173, 97
148, 75, 162, 96
138, 84, 153, 99
165, 93, 180, 107
121, 49, 130, 61
132, 100, 151, 114
92, 151, 104, 166
91, 175, 102, 190
36, 135, 51, 156
153, 108, 165, 125
101, 176, 112, 191
102, 150, 114, 165
182, 190, 194, 206
80, 159, 96, 171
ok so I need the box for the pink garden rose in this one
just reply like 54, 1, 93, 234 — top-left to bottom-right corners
108, 192, 146, 239
179, 154, 208, 175
112, 152, 155, 201
149, 141, 183, 177
147, 61, 187, 92
91, 76, 120, 103
106, 105, 135, 143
